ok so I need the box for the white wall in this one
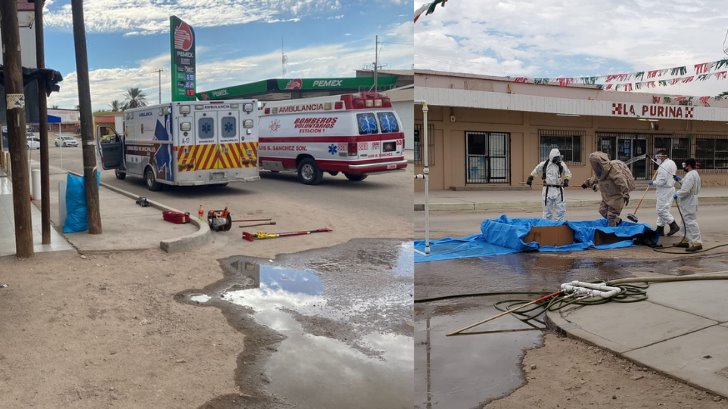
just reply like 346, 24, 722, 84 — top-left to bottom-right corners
392, 100, 414, 151
0, 11, 38, 68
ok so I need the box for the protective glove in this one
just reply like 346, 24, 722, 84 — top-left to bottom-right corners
624, 196, 630, 206
647, 180, 654, 186
673, 194, 678, 200
526, 175, 534, 186
673, 175, 682, 182
563, 179, 569, 187
581, 182, 588, 189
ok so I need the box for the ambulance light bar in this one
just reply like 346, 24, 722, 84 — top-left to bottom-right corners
340, 92, 392, 109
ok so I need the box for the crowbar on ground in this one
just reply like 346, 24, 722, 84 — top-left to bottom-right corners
242, 228, 332, 242
447, 290, 564, 336
232, 217, 272, 222
239, 221, 277, 228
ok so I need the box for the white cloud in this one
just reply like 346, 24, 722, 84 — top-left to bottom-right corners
415, 0, 728, 96
44, 0, 342, 35
47, 38, 413, 109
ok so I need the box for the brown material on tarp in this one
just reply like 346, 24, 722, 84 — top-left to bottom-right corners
523, 225, 575, 246
593, 230, 625, 246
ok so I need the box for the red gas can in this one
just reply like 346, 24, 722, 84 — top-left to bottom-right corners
162, 210, 191, 224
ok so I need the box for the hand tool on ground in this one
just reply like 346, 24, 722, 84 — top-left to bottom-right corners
242, 228, 332, 242
238, 221, 277, 228
447, 290, 564, 336
231, 217, 272, 223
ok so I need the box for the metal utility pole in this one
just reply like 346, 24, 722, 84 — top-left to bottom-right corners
374, 35, 378, 92
71, 0, 102, 234
156, 68, 163, 104
35, 0, 51, 244
281, 38, 287, 77
1, 0, 34, 257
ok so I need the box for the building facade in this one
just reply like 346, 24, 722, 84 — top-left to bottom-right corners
415, 70, 728, 190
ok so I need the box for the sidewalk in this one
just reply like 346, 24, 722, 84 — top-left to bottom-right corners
0, 162, 208, 257
415, 186, 728, 211
547, 278, 728, 399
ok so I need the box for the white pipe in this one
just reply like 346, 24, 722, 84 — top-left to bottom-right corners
415, 100, 431, 255
561, 281, 622, 298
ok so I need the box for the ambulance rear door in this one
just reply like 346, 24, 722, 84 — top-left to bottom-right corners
193, 107, 222, 179
375, 111, 403, 159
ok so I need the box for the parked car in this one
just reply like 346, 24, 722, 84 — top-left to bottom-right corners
54, 135, 79, 147
26, 137, 40, 150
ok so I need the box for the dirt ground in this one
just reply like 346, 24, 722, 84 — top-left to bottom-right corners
486, 332, 725, 409
0, 249, 255, 408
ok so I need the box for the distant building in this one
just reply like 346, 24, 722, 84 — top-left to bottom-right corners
415, 69, 728, 189
48, 108, 81, 134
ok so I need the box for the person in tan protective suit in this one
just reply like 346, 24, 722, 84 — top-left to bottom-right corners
581, 151, 636, 226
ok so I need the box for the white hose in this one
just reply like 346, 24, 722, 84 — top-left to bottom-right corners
608, 273, 728, 285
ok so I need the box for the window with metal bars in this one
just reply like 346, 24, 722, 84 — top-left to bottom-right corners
654, 136, 690, 169
694, 136, 728, 170
538, 130, 584, 163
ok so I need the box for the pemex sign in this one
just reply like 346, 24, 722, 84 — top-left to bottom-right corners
170, 16, 196, 101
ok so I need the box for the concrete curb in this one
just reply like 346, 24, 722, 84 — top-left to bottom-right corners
69, 172, 211, 253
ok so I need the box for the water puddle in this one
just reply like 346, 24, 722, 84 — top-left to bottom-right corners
181, 239, 413, 409
415, 297, 543, 409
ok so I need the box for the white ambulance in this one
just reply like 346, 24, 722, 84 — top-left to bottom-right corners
258, 92, 407, 184
97, 100, 259, 191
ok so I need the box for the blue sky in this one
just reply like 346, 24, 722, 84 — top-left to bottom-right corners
42, 0, 413, 109
415, 0, 728, 97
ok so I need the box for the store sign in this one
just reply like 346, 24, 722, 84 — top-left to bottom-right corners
170, 16, 196, 101
610, 103, 694, 119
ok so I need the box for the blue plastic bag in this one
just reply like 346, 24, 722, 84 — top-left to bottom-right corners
63, 172, 100, 233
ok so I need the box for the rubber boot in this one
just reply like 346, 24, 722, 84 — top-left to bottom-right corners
655, 226, 665, 236
667, 221, 680, 236
686, 243, 703, 252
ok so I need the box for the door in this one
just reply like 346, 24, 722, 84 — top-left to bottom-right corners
193, 110, 220, 171
217, 110, 241, 169
376, 111, 403, 158
96, 125, 123, 170
465, 131, 510, 184
597, 134, 647, 180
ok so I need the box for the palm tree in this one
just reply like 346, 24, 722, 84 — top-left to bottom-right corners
110, 100, 122, 112
122, 87, 147, 109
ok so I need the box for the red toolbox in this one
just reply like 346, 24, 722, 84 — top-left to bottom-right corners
162, 210, 190, 224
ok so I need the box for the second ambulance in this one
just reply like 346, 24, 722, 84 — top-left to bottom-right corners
257, 92, 407, 185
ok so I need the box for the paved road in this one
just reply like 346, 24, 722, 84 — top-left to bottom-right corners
43, 143, 412, 258
416, 202, 728, 244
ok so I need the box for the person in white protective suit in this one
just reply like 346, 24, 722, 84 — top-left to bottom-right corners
647, 150, 680, 236
527, 148, 572, 221
673, 158, 702, 252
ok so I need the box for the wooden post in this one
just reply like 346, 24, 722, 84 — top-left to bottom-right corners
0, 0, 34, 257
35, 0, 51, 244
71, 0, 102, 234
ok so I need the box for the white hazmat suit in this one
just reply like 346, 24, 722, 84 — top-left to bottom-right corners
653, 158, 677, 228
675, 169, 702, 246
529, 148, 572, 221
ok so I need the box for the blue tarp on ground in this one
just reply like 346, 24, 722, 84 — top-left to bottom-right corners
415, 215, 657, 263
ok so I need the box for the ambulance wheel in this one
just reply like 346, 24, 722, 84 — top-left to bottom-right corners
115, 170, 126, 180
144, 167, 161, 191
328, 171, 339, 176
297, 158, 323, 185
344, 173, 368, 182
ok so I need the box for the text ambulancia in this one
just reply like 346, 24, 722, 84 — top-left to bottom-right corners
97, 100, 259, 191
258, 92, 407, 184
